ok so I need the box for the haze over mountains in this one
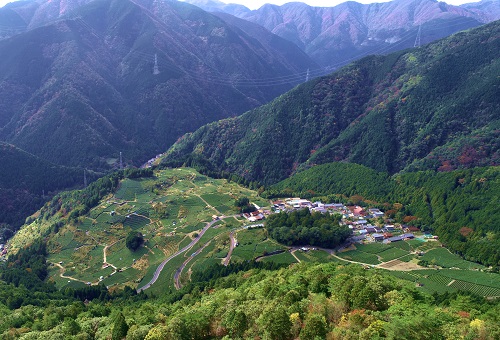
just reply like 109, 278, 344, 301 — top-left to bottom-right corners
186, 0, 500, 66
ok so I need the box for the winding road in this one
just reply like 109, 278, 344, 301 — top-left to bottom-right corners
136, 219, 215, 292
174, 241, 211, 289
137, 214, 241, 292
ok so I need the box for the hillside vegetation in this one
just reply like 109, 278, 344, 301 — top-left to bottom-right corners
1, 259, 499, 339
164, 20, 500, 184
0, 142, 89, 240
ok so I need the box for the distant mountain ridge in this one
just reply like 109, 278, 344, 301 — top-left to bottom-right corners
163, 21, 500, 184
185, 0, 500, 66
0, 0, 316, 169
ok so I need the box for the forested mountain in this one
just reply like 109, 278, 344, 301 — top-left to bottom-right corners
163, 20, 500, 184
267, 162, 500, 267
0, 0, 316, 170
186, 0, 499, 67
0, 142, 87, 240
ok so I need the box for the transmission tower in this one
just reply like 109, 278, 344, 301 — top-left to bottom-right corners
153, 53, 160, 75
120, 152, 123, 170
84, 169, 88, 188
414, 25, 422, 48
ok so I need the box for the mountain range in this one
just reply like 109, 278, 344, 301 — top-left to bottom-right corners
0, 0, 316, 169
163, 20, 500, 184
186, 0, 500, 66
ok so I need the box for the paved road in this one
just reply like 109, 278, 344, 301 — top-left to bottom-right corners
174, 241, 211, 289
137, 214, 241, 292
136, 219, 215, 292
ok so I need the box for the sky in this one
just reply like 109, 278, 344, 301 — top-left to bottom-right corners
0, 0, 481, 10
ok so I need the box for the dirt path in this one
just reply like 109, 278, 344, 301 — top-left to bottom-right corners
290, 249, 301, 263
223, 231, 236, 266
52, 262, 88, 284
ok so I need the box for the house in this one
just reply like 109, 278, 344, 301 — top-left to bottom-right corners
310, 207, 327, 214
325, 203, 345, 210
404, 226, 420, 233
384, 225, 395, 231
285, 198, 312, 208
364, 226, 377, 233
368, 208, 384, 218
383, 233, 415, 244
371, 233, 385, 242
353, 219, 368, 227
348, 206, 365, 217
244, 211, 265, 222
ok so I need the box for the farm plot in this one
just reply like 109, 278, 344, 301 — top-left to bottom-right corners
259, 251, 297, 265
338, 249, 380, 265
378, 247, 410, 262
294, 250, 337, 263
420, 248, 485, 269
200, 193, 235, 214
357, 243, 388, 254
448, 280, 500, 297
115, 179, 147, 201
123, 214, 150, 230
384, 268, 500, 297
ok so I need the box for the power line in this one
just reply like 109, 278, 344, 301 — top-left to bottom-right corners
414, 25, 422, 48
69, 14, 479, 88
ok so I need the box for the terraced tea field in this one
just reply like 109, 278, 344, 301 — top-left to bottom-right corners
42, 168, 268, 291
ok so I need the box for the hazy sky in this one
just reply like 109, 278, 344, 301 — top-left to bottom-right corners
0, 0, 481, 10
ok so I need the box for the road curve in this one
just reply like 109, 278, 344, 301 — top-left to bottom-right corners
137, 214, 241, 292
174, 241, 211, 289
137, 220, 215, 292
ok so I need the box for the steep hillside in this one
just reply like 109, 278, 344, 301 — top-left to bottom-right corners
188, 0, 496, 67
0, 0, 317, 169
163, 21, 500, 183
0, 142, 86, 239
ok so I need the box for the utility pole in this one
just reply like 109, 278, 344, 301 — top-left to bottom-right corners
153, 53, 160, 75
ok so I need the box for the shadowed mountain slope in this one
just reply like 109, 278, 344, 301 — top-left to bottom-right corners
0, 0, 317, 169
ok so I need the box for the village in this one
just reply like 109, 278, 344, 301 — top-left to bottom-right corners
241, 197, 437, 247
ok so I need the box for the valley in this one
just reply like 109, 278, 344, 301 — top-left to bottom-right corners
0, 1, 499, 338
7, 167, 497, 300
